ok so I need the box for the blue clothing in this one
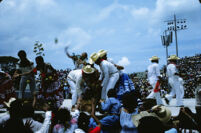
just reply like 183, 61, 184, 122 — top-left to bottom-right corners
89, 117, 97, 129
116, 73, 135, 100
101, 97, 121, 114
100, 97, 121, 131
120, 108, 138, 133
100, 115, 119, 127
165, 128, 177, 133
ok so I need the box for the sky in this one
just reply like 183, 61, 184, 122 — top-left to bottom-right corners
0, 0, 201, 73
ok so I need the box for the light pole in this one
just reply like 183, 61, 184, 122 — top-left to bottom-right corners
161, 30, 172, 64
164, 14, 187, 57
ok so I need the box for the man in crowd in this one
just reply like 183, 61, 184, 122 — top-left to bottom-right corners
146, 56, 163, 105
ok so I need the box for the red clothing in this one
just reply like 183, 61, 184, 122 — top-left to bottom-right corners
154, 80, 160, 93
88, 126, 101, 133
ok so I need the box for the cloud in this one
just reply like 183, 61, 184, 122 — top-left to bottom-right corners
94, 1, 129, 22
55, 27, 92, 51
117, 57, 131, 67
131, 7, 149, 16
0, 0, 200, 72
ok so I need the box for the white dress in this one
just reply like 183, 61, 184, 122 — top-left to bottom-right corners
120, 108, 138, 133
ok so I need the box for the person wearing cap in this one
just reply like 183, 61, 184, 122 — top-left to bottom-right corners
67, 65, 95, 106
165, 55, 184, 106
146, 56, 163, 105
90, 53, 119, 100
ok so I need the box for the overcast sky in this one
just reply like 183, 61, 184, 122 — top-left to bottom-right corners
0, 0, 201, 73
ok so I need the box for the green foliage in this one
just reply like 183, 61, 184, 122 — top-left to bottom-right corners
33, 41, 45, 57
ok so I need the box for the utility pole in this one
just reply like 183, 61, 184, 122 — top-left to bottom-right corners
164, 14, 187, 57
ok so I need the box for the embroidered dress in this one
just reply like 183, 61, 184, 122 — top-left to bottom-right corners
34, 63, 64, 108
116, 73, 135, 101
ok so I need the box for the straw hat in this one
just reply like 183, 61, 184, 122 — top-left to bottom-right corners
168, 55, 180, 60
98, 49, 107, 58
151, 105, 171, 123
132, 105, 171, 127
4, 97, 16, 108
90, 53, 100, 64
132, 111, 152, 127
88, 52, 96, 64
149, 56, 160, 61
82, 65, 95, 74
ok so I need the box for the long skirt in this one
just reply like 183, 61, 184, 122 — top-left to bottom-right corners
116, 73, 135, 101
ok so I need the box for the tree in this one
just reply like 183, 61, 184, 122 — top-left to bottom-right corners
33, 41, 45, 56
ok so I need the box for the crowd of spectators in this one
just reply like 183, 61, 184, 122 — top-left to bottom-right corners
178, 54, 201, 98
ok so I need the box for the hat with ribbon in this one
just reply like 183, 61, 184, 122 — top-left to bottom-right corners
168, 55, 180, 60
149, 56, 160, 61
98, 49, 107, 58
82, 65, 95, 74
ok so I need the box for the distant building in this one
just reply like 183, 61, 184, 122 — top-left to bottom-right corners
0, 56, 18, 73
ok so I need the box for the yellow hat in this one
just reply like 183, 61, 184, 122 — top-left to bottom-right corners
90, 52, 100, 64
82, 65, 95, 74
98, 49, 107, 58
168, 55, 180, 60
149, 56, 160, 61
89, 52, 96, 64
